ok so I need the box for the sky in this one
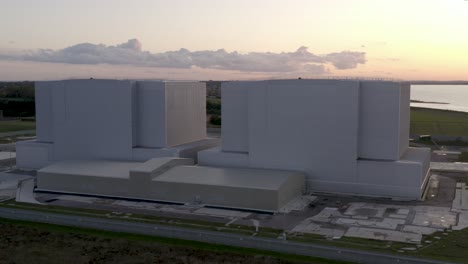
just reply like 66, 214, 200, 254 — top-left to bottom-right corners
0, 0, 467, 81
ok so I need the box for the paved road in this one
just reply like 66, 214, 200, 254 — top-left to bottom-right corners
0, 130, 35, 137
0, 207, 454, 264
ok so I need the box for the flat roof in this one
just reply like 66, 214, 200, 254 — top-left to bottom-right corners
400, 147, 430, 163
38, 160, 142, 179
155, 166, 302, 190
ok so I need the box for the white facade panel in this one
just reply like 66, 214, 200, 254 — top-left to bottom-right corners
35, 82, 57, 142
248, 80, 360, 183
200, 79, 429, 199
357, 161, 422, 189
358, 81, 408, 160
17, 79, 215, 169
135, 81, 166, 147
51, 80, 135, 161
166, 82, 206, 147
221, 82, 249, 152
399, 83, 411, 158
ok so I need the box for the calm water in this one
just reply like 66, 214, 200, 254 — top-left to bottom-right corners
411, 85, 468, 113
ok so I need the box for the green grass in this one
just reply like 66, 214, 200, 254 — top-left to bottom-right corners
0, 120, 36, 133
459, 152, 468, 162
0, 217, 347, 264
412, 230, 468, 262
411, 107, 468, 136
5, 201, 468, 262
0, 202, 281, 238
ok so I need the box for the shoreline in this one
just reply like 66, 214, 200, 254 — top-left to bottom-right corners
410, 106, 468, 115
410, 99, 449, 105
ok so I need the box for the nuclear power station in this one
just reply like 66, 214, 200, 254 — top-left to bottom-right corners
16, 79, 430, 212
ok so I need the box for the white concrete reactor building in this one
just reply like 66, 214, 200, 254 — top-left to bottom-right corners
16, 79, 305, 212
199, 79, 431, 199
16, 79, 218, 169
16, 78, 430, 212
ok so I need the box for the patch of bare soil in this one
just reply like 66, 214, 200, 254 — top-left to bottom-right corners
0, 222, 310, 264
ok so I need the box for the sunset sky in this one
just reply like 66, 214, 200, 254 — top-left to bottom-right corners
0, 0, 467, 81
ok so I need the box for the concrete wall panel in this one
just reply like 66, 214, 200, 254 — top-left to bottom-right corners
221, 82, 250, 152
306, 179, 422, 199
135, 82, 166, 147
399, 83, 411, 158
248, 80, 360, 183
357, 160, 422, 188
166, 82, 206, 146
52, 80, 135, 161
38, 172, 129, 197
358, 81, 408, 160
35, 82, 57, 142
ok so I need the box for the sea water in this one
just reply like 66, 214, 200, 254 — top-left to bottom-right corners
411, 85, 468, 113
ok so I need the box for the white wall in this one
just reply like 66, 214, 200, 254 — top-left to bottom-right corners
248, 80, 360, 183
221, 82, 249, 152
399, 83, 411, 158
35, 82, 56, 142
135, 81, 166, 148
166, 82, 206, 147
18, 79, 212, 169
199, 79, 430, 199
50, 80, 136, 161
358, 81, 409, 160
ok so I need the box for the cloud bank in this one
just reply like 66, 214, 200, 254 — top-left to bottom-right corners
1, 39, 366, 74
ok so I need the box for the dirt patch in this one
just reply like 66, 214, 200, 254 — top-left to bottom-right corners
0, 222, 311, 264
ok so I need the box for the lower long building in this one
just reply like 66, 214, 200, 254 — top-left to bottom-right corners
37, 158, 305, 212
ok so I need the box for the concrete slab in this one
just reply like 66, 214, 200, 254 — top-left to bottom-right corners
343, 202, 387, 218
291, 221, 345, 239
16, 178, 42, 205
397, 209, 410, 215
56, 195, 98, 204
431, 162, 468, 173
452, 182, 468, 211
389, 214, 408, 219
402, 225, 440, 235
412, 206, 457, 229
452, 211, 468, 231
112, 200, 163, 211
345, 227, 422, 244
311, 207, 343, 222
335, 218, 405, 230
279, 195, 317, 213
433, 150, 461, 155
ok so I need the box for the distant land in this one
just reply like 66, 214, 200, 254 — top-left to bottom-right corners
410, 99, 449, 105
410, 80, 468, 85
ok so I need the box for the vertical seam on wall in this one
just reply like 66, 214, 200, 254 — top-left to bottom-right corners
356, 81, 361, 182
164, 83, 168, 146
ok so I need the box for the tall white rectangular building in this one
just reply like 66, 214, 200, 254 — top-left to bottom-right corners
17, 79, 217, 169
199, 79, 430, 199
